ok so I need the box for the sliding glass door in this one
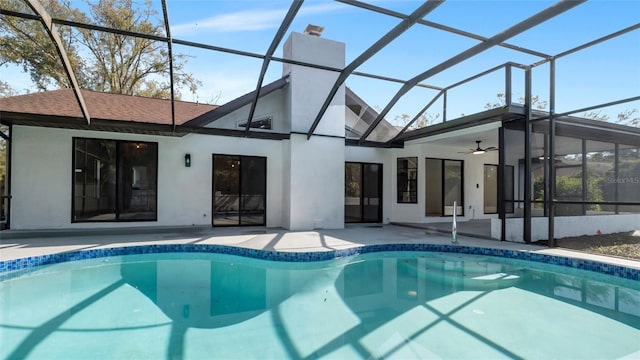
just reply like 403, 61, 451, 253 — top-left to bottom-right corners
425, 158, 463, 216
212, 154, 266, 226
345, 162, 382, 223
73, 138, 157, 222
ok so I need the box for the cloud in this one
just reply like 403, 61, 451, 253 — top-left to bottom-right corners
171, 3, 344, 35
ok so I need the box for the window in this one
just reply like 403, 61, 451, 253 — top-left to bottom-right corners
425, 158, 463, 216
397, 157, 417, 203
73, 138, 157, 222
237, 117, 272, 130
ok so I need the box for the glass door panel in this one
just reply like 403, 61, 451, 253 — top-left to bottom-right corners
240, 156, 266, 225
118, 142, 158, 220
443, 160, 463, 215
345, 163, 362, 223
74, 138, 117, 221
213, 155, 240, 225
425, 158, 443, 216
363, 163, 381, 222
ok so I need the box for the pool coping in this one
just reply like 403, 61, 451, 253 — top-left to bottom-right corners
2, 242, 639, 282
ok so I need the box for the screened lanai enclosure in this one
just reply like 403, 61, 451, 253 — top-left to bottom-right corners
0, 0, 639, 244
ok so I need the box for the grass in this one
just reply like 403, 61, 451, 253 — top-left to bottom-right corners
553, 231, 640, 261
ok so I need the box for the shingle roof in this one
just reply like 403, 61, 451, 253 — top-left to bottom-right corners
0, 89, 216, 125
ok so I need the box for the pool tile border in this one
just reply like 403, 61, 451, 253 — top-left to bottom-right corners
0, 243, 638, 281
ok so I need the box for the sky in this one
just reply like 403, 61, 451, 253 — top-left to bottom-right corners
2, 0, 639, 126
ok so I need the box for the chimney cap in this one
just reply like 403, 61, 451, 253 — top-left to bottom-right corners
304, 24, 324, 37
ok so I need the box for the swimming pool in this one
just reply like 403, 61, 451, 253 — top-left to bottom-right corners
1, 245, 639, 359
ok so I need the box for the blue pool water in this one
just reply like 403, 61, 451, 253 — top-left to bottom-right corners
1, 250, 639, 359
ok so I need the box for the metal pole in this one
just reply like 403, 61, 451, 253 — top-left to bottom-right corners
615, 143, 619, 215
443, 91, 448, 123
543, 133, 549, 217
160, 0, 176, 132
452, 200, 458, 244
505, 64, 512, 106
523, 67, 532, 244
548, 59, 556, 247
2, 125, 11, 229
498, 126, 506, 241
582, 138, 587, 215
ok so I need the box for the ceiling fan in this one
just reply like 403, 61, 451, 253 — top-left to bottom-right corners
459, 140, 498, 155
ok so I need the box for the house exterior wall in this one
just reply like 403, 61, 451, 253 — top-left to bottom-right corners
10, 126, 285, 230
388, 142, 499, 224
8, 31, 350, 232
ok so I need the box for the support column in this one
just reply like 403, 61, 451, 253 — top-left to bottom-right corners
498, 126, 506, 241
523, 68, 532, 244
548, 59, 557, 247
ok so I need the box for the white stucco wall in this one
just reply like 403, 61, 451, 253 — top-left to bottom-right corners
10, 125, 285, 230
204, 88, 288, 132
286, 134, 345, 230
283, 32, 345, 137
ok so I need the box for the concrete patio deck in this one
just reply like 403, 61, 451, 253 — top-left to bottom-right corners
1, 224, 639, 271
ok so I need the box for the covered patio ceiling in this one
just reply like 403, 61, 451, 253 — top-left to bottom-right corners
1, 0, 638, 145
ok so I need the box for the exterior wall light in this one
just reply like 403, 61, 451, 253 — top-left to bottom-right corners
185, 153, 191, 167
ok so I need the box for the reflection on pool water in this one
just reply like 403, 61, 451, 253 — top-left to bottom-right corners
1, 251, 639, 359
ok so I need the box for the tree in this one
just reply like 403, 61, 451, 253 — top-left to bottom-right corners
392, 112, 441, 130
484, 93, 548, 110
584, 109, 640, 128
485, 93, 639, 128
0, 79, 19, 98
0, 0, 82, 90
0, 0, 200, 99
